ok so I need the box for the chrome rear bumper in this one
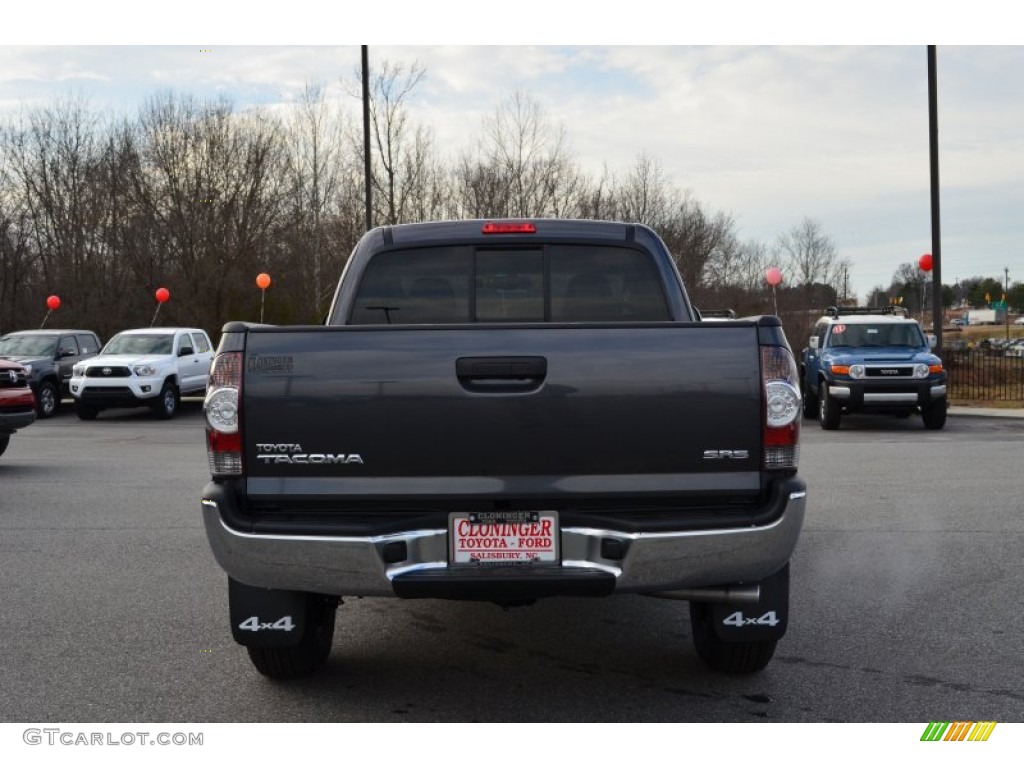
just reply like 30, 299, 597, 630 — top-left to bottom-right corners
201, 480, 806, 598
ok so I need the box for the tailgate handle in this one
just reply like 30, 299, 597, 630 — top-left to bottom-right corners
456, 356, 547, 387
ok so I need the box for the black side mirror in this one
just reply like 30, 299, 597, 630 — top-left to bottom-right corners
179, 346, 194, 357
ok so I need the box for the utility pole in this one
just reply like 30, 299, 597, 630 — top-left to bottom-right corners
362, 45, 372, 232
1006, 267, 1011, 340
928, 46, 943, 349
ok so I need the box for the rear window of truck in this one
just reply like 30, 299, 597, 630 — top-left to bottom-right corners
349, 245, 670, 324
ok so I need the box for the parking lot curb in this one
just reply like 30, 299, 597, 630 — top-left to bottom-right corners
949, 407, 1024, 419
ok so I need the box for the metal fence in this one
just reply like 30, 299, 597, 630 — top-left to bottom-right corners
941, 348, 1024, 402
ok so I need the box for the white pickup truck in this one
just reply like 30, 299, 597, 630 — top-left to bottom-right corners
69, 327, 214, 420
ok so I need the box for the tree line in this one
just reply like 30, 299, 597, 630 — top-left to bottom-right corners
0, 58, 923, 344
867, 270, 1023, 318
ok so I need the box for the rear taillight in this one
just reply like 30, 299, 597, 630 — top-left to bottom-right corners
761, 346, 800, 470
205, 352, 242, 477
481, 221, 536, 234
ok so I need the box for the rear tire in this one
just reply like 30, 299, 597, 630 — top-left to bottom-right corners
818, 381, 841, 430
802, 388, 818, 419
922, 398, 947, 430
689, 602, 777, 674
246, 595, 337, 680
74, 400, 99, 421
37, 380, 60, 418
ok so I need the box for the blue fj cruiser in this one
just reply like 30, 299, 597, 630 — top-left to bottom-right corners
800, 306, 947, 430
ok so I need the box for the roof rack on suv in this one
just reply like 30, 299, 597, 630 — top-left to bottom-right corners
824, 305, 908, 319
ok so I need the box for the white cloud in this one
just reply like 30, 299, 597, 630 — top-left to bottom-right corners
0, 43, 1020, 298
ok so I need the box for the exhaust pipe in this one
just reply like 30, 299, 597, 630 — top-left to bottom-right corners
646, 584, 761, 605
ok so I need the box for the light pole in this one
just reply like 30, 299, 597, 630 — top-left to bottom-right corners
1005, 267, 1011, 341
362, 45, 372, 232
927, 45, 943, 349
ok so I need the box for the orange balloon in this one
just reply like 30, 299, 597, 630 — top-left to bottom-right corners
256, 273, 271, 290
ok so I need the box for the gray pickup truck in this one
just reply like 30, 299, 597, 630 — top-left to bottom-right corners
0, 329, 102, 417
200, 219, 807, 679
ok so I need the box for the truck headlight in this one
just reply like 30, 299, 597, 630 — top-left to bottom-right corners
133, 364, 158, 377
22, 363, 32, 375
913, 364, 929, 379
848, 364, 865, 379
72, 364, 84, 377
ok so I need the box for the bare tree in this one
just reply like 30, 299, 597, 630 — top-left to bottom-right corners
358, 60, 443, 226
283, 83, 353, 315
777, 217, 849, 299
889, 261, 928, 316
613, 153, 673, 226
456, 91, 580, 218
701, 238, 769, 295
575, 163, 615, 221
0, 73, 870, 344
1, 97, 132, 332
866, 284, 891, 307
128, 93, 287, 330
661, 194, 737, 291
450, 153, 506, 219
597, 155, 740, 293
0, 175, 35, 331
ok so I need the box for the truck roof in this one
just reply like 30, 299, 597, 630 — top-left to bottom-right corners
379, 218, 652, 245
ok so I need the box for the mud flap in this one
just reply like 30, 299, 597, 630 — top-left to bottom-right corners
708, 563, 789, 642
229, 577, 307, 648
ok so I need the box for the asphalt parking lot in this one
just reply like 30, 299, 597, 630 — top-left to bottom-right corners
1, 403, 1022, 722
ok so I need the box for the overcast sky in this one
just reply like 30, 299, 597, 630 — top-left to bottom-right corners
3, 6, 1021, 301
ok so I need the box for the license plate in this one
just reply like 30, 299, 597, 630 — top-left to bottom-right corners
449, 510, 559, 565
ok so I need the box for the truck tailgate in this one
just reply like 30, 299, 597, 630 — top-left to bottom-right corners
242, 324, 762, 500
